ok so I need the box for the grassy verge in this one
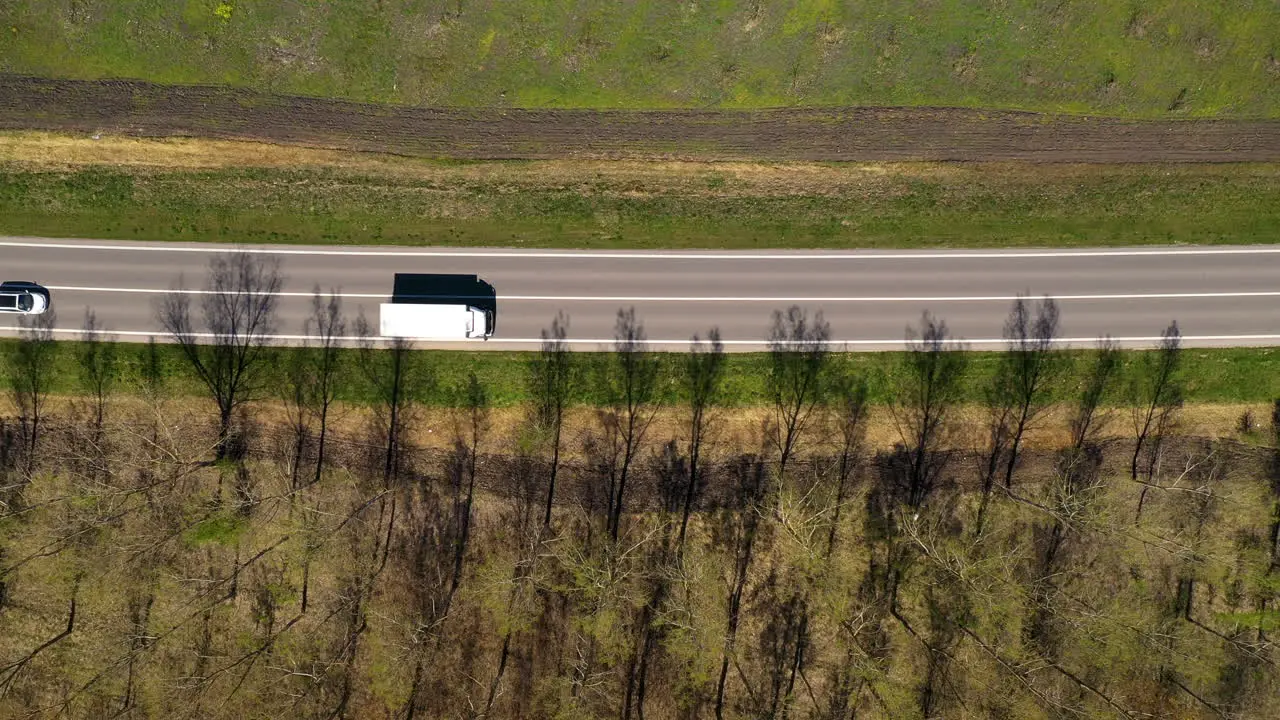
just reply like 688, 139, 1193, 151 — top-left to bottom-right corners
2, 134, 1279, 249
3, 1, 1278, 117
5, 338, 1278, 409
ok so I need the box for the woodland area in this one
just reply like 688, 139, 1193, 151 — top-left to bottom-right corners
1, 253, 1279, 719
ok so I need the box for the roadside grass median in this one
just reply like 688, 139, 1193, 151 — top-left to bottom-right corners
3, 337, 1278, 410
2, 134, 1279, 250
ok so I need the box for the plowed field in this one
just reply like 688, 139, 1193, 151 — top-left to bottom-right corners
3, 75, 1278, 163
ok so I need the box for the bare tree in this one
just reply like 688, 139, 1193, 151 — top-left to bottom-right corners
305, 286, 346, 487
316, 303, 424, 719
889, 312, 968, 512
312, 315, 424, 720
749, 306, 831, 720
0, 576, 79, 695
756, 576, 813, 718
676, 328, 726, 558
401, 445, 459, 719
355, 313, 422, 493
1271, 401, 1280, 567
748, 317, 846, 719
157, 251, 283, 459
976, 295, 1062, 533
713, 454, 771, 719
824, 370, 869, 557
528, 311, 573, 527
137, 335, 166, 415
1132, 321, 1183, 523
844, 317, 969, 720
121, 583, 155, 716
135, 335, 167, 472
752, 305, 834, 720
351, 309, 431, 627
7, 306, 57, 479
766, 305, 831, 481
602, 307, 662, 543
1069, 337, 1121, 454
279, 346, 314, 492
445, 371, 489, 621
1026, 340, 1120, 660
75, 308, 116, 435
480, 424, 546, 718
622, 325, 726, 715
279, 287, 347, 491
1000, 296, 1061, 488
1054, 336, 1123, 539
571, 310, 664, 716
623, 440, 688, 720
72, 309, 116, 483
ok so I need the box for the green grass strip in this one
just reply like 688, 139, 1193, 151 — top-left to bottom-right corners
2, 164, 1280, 250
3, 338, 1278, 408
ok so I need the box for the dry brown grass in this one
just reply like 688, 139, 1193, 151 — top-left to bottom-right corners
9, 131, 1271, 204
5, 392, 1271, 461
0, 131, 404, 172
0, 130, 907, 198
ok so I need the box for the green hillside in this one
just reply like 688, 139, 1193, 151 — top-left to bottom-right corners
3, 0, 1278, 116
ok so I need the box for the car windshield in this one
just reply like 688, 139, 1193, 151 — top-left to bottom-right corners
16, 295, 31, 311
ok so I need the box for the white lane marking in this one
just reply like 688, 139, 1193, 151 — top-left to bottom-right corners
41, 285, 1280, 302
8, 239, 1280, 260
2, 327, 1279, 348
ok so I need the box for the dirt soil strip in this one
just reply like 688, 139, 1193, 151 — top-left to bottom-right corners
3, 74, 1280, 163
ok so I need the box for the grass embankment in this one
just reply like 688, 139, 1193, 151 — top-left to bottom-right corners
3, 134, 1279, 249
3, 1, 1278, 117
5, 337, 1279, 409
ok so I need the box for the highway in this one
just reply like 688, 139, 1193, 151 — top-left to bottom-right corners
2, 236, 1279, 352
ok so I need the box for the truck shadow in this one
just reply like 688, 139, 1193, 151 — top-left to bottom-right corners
391, 273, 498, 335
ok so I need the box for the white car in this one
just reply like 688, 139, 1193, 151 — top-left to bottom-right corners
0, 281, 51, 315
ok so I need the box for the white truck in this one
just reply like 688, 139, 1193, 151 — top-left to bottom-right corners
379, 273, 495, 340
380, 302, 491, 340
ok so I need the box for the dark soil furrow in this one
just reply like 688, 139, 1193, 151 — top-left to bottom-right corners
3, 74, 1280, 163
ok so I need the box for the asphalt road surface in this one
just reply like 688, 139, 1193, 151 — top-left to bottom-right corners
2, 236, 1279, 352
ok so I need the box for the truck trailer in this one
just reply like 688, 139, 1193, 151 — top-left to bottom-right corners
379, 273, 496, 340
380, 303, 491, 340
